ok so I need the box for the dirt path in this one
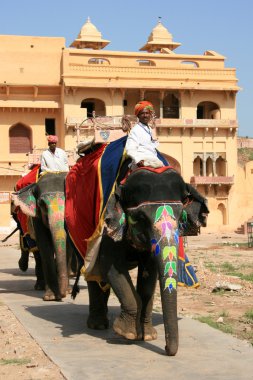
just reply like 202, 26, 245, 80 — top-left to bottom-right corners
0, 231, 252, 378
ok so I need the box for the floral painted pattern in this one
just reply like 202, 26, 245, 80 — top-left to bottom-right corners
152, 204, 181, 293
42, 192, 66, 255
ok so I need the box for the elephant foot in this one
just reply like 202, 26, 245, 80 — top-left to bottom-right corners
87, 315, 109, 330
34, 280, 45, 291
113, 313, 142, 340
142, 323, 157, 341
43, 290, 62, 301
18, 252, 29, 272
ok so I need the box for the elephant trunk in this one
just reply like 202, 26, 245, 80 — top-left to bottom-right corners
156, 255, 178, 356
47, 194, 68, 297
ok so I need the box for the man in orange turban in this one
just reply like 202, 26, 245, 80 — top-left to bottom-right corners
134, 100, 154, 116
125, 100, 164, 168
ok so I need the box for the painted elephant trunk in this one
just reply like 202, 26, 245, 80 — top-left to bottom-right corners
156, 256, 178, 356
47, 193, 68, 298
150, 203, 181, 356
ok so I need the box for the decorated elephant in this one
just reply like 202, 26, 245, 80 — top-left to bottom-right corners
67, 159, 209, 356
96, 167, 209, 356
12, 172, 71, 301
10, 198, 45, 290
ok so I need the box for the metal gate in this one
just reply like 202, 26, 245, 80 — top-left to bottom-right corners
247, 222, 253, 248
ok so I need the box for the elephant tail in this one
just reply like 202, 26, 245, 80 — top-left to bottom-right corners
71, 264, 82, 300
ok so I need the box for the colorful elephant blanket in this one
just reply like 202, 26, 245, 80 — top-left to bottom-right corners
65, 137, 128, 261
14, 165, 40, 249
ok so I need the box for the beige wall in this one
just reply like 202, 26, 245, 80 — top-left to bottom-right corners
0, 32, 249, 235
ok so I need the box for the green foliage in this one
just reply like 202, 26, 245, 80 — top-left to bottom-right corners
238, 147, 253, 162
196, 316, 234, 334
219, 310, 230, 317
221, 261, 237, 273
244, 309, 253, 320
205, 262, 218, 272
0, 358, 31, 366
240, 273, 253, 282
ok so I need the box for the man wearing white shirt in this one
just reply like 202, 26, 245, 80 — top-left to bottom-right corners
125, 101, 164, 168
40, 135, 69, 172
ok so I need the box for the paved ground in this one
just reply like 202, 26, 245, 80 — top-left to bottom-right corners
0, 243, 253, 380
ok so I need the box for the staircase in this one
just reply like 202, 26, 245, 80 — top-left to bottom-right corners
235, 217, 253, 234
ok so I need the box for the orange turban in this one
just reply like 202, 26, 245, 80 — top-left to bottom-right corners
47, 135, 58, 143
134, 101, 154, 116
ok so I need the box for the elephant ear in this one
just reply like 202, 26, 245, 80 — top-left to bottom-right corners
12, 183, 37, 217
104, 193, 126, 241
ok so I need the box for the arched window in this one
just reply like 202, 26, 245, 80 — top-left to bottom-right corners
206, 157, 214, 176
193, 156, 203, 176
81, 98, 106, 117
163, 93, 179, 119
197, 101, 220, 119
9, 123, 32, 153
216, 156, 226, 176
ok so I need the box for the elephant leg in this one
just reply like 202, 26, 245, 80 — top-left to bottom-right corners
33, 251, 45, 290
136, 254, 158, 341
18, 234, 29, 271
87, 281, 110, 330
18, 250, 29, 272
99, 237, 142, 340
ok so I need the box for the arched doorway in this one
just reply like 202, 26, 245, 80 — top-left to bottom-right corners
218, 203, 227, 225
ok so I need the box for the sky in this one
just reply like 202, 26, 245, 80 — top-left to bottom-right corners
1, 0, 252, 137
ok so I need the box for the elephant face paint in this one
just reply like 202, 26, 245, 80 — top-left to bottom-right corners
40, 192, 66, 254
127, 202, 183, 293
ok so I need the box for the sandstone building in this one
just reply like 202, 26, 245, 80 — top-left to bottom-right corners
0, 18, 252, 233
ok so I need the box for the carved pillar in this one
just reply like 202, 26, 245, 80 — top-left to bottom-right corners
159, 90, 165, 119
109, 88, 115, 115
203, 152, 207, 176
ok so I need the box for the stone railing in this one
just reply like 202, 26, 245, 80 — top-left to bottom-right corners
190, 176, 234, 185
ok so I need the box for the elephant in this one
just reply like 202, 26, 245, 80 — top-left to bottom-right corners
12, 172, 72, 301
10, 200, 45, 290
84, 167, 209, 356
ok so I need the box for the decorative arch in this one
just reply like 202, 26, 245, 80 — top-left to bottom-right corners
217, 203, 227, 225
206, 156, 214, 176
216, 156, 226, 176
197, 101, 220, 119
9, 123, 32, 153
193, 156, 203, 176
81, 98, 106, 117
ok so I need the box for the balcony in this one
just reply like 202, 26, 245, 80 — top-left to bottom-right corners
190, 176, 234, 186
156, 118, 238, 129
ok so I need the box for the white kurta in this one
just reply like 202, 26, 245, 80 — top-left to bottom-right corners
125, 122, 159, 164
40, 147, 69, 172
